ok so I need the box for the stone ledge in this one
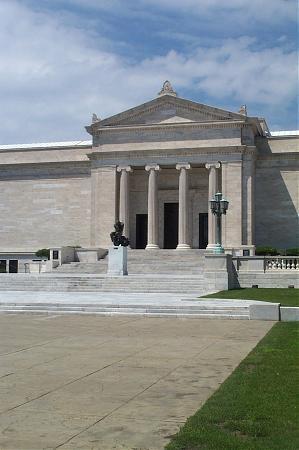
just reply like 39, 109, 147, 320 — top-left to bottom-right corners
280, 307, 299, 322
249, 303, 280, 321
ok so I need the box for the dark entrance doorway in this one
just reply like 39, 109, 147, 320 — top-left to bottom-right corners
136, 214, 148, 249
9, 260, 18, 273
0, 260, 6, 273
199, 213, 208, 248
164, 203, 178, 249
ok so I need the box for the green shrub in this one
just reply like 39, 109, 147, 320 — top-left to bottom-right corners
35, 248, 50, 259
255, 246, 279, 256
286, 248, 299, 256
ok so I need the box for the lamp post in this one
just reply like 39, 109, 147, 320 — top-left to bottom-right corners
209, 192, 229, 254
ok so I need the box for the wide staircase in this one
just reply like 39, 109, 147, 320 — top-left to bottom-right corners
54, 249, 205, 275
0, 250, 251, 319
0, 250, 206, 295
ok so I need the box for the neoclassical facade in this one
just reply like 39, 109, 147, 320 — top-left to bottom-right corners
0, 82, 298, 259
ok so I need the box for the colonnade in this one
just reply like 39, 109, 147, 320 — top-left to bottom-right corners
117, 162, 221, 249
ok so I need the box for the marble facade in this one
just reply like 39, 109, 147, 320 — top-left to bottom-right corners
0, 82, 298, 256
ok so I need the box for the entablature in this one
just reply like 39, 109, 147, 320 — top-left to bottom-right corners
88, 145, 255, 168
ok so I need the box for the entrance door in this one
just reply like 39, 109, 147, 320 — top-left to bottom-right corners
0, 260, 6, 273
164, 203, 178, 249
136, 214, 148, 249
199, 213, 208, 248
9, 260, 18, 273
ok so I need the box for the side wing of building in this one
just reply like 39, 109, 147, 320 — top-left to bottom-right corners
255, 133, 299, 249
0, 141, 93, 252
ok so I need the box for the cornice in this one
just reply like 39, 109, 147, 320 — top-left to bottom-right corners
257, 152, 299, 160
0, 144, 92, 154
94, 120, 248, 135
0, 161, 91, 171
88, 146, 247, 162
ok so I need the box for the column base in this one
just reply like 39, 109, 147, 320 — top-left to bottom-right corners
176, 244, 191, 250
145, 244, 160, 250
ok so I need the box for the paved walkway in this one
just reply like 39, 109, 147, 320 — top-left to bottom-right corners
0, 314, 273, 450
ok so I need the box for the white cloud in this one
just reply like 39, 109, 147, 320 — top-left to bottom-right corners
0, 1, 297, 143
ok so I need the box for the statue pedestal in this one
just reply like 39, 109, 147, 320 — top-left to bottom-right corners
107, 246, 128, 276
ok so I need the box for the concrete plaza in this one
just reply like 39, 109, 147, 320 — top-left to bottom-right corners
0, 313, 273, 450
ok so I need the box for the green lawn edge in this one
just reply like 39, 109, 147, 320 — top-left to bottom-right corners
200, 288, 299, 307
165, 322, 299, 450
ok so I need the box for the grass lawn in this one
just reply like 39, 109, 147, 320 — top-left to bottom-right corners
201, 288, 299, 307
165, 322, 299, 450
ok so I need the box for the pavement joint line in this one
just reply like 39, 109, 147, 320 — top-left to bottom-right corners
0, 341, 158, 416
0, 336, 69, 357
0, 354, 73, 377
0, 372, 14, 380
54, 339, 217, 449
0, 336, 137, 377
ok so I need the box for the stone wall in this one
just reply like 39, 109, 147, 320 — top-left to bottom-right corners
90, 165, 117, 248
255, 156, 299, 249
221, 161, 243, 247
0, 167, 91, 251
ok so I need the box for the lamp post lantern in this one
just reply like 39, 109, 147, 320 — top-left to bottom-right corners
209, 192, 229, 254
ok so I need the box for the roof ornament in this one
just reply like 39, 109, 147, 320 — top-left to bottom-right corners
238, 105, 247, 116
92, 113, 101, 123
158, 80, 177, 97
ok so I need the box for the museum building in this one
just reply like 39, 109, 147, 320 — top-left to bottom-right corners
0, 82, 298, 272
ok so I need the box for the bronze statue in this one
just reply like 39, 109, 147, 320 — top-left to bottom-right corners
110, 221, 130, 247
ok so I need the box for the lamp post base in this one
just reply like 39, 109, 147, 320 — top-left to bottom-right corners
214, 244, 224, 254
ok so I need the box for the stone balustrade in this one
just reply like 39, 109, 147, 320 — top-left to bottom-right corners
265, 257, 299, 270
232, 255, 299, 273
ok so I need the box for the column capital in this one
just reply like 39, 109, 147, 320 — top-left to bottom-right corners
145, 164, 161, 172
117, 165, 133, 172
205, 162, 221, 170
176, 163, 191, 171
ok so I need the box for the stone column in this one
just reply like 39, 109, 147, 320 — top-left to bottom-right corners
176, 163, 191, 249
205, 162, 221, 250
145, 164, 161, 249
117, 166, 133, 238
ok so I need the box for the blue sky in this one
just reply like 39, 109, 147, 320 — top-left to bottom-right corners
0, 0, 298, 143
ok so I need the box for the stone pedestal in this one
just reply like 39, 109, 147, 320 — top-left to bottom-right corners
75, 248, 107, 263
107, 246, 128, 276
203, 254, 235, 291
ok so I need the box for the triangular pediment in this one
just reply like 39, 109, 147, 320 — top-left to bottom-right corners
97, 95, 246, 128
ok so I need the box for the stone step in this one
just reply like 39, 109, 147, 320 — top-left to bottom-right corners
0, 302, 248, 311
0, 309, 248, 319
0, 271, 206, 293
54, 249, 206, 275
0, 303, 249, 319
0, 288, 204, 294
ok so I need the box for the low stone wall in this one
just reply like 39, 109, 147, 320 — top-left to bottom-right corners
231, 256, 298, 288
203, 254, 299, 290
236, 272, 299, 288
280, 307, 299, 322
